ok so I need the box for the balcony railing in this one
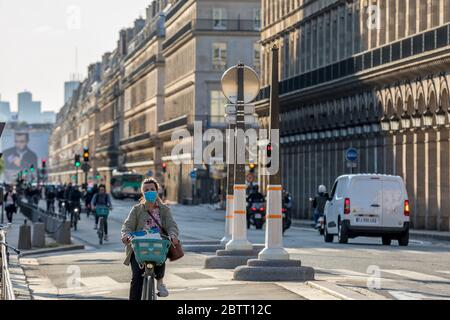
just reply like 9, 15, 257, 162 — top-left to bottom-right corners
163, 19, 260, 51
192, 19, 261, 32
257, 23, 450, 101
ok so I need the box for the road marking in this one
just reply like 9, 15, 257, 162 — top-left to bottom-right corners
382, 270, 450, 282
80, 276, 121, 288
277, 282, 340, 300
388, 290, 450, 300
436, 270, 450, 275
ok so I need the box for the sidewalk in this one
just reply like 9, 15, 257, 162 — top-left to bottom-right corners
2, 209, 85, 300
291, 219, 450, 242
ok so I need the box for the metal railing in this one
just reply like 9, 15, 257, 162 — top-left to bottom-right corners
0, 227, 16, 300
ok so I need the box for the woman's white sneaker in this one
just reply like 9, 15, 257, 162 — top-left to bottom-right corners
157, 284, 169, 297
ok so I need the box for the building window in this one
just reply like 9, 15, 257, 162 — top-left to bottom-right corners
212, 42, 227, 71
213, 8, 227, 30
210, 90, 227, 123
253, 42, 261, 73
253, 8, 261, 30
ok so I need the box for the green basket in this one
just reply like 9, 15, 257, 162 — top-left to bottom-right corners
95, 207, 109, 217
131, 238, 171, 265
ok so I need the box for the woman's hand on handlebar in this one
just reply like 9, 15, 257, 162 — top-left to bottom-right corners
121, 234, 131, 245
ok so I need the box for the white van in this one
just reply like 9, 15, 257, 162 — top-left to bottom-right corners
323, 174, 410, 246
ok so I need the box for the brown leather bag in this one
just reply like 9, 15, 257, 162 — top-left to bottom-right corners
148, 210, 184, 262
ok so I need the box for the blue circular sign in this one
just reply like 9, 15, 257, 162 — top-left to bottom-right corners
190, 170, 197, 179
147, 170, 153, 177
346, 148, 358, 162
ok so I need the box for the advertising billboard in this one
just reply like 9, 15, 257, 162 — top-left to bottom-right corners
0, 124, 51, 184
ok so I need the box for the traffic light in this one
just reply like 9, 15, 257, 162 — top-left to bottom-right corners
30, 164, 35, 172
83, 147, 89, 162
42, 159, 46, 168
266, 143, 272, 168
162, 162, 167, 174
74, 154, 81, 167
249, 163, 255, 173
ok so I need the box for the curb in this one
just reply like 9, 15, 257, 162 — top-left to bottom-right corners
19, 244, 85, 257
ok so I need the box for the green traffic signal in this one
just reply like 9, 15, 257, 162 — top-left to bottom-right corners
30, 165, 35, 172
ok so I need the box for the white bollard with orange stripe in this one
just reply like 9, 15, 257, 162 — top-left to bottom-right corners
258, 185, 289, 260
220, 195, 234, 245
226, 184, 252, 251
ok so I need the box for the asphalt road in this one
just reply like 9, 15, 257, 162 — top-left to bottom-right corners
19, 198, 450, 300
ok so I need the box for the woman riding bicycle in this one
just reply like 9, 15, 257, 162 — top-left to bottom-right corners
121, 178, 179, 300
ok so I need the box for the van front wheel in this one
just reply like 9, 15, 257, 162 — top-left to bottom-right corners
324, 225, 334, 243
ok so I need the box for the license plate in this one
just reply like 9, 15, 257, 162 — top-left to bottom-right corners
255, 214, 262, 219
355, 216, 378, 224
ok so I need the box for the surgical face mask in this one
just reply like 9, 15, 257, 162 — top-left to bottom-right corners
144, 191, 158, 203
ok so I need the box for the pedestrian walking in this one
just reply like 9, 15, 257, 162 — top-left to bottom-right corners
4, 187, 18, 223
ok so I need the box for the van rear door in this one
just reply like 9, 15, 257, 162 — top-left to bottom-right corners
349, 177, 382, 226
381, 178, 405, 228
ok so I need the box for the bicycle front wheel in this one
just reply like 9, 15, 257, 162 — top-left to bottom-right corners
142, 275, 156, 300
98, 217, 104, 245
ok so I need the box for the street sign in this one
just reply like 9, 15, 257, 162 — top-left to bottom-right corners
244, 114, 257, 124
346, 148, 358, 162
225, 105, 237, 115
246, 173, 254, 183
225, 104, 255, 115
147, 170, 153, 177
225, 114, 237, 124
221, 65, 260, 104
346, 161, 357, 168
190, 169, 197, 180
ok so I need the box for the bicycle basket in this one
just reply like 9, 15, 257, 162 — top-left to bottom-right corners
131, 238, 171, 265
95, 207, 109, 217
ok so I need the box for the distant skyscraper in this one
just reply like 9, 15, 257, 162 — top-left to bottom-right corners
41, 111, 56, 124
18, 91, 42, 124
0, 97, 11, 122
64, 81, 80, 104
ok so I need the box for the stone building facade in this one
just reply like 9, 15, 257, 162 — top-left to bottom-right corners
255, 0, 450, 231
48, 0, 260, 204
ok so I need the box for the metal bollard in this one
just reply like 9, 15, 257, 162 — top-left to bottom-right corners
32, 222, 46, 248
57, 221, 71, 245
18, 219, 32, 250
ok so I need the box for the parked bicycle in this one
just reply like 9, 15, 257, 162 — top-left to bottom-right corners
130, 234, 171, 300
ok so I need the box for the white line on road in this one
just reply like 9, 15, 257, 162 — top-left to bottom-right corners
388, 290, 450, 300
382, 270, 450, 282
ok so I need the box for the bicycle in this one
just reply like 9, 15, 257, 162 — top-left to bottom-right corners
130, 235, 171, 300
47, 200, 55, 213
96, 207, 110, 245
70, 203, 81, 231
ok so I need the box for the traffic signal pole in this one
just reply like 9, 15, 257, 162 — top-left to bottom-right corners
258, 44, 289, 260
226, 63, 252, 252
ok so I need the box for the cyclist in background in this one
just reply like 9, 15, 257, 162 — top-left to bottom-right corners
91, 185, 112, 240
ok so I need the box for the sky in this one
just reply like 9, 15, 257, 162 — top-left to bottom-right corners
0, 0, 152, 112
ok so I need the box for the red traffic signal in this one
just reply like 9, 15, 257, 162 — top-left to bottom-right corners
42, 159, 46, 168
162, 162, 167, 173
